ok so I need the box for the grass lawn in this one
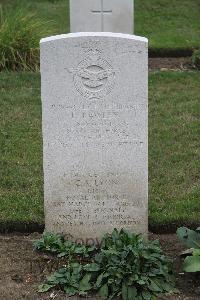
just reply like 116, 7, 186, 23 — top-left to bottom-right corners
1, 0, 200, 50
135, 0, 200, 50
0, 71, 199, 229
149, 72, 199, 228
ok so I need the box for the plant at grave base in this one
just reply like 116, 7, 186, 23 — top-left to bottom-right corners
34, 231, 96, 259
191, 49, 200, 69
93, 229, 176, 299
38, 262, 97, 296
36, 229, 176, 299
0, 5, 51, 71
177, 227, 200, 273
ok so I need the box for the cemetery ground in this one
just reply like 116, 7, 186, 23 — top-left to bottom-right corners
0, 69, 199, 298
0, 69, 199, 299
0, 232, 200, 300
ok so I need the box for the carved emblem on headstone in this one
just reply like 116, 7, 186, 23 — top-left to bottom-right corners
70, 50, 115, 99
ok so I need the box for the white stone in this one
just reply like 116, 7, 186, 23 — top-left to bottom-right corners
70, 0, 134, 34
40, 32, 148, 245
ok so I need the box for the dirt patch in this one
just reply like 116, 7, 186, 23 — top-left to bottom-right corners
149, 57, 194, 71
149, 48, 194, 58
1, 220, 200, 236
0, 233, 199, 300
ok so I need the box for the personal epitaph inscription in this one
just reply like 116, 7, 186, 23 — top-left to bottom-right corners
40, 33, 148, 244
70, 0, 134, 34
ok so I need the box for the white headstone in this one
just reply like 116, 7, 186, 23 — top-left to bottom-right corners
40, 32, 148, 245
70, 0, 134, 34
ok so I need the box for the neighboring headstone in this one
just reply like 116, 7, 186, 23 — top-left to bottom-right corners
40, 32, 148, 245
70, 0, 134, 34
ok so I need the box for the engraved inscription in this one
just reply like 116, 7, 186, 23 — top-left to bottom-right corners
41, 35, 148, 239
70, 50, 115, 99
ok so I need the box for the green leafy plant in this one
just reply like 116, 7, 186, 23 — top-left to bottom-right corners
0, 4, 50, 71
191, 49, 200, 69
34, 231, 96, 259
177, 227, 200, 273
39, 263, 93, 296
36, 229, 176, 299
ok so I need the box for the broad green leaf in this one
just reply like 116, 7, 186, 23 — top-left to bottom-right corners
112, 228, 119, 242
57, 252, 67, 257
59, 277, 68, 284
95, 252, 103, 263
149, 280, 162, 292
96, 273, 104, 287
177, 227, 200, 249
142, 291, 151, 300
122, 283, 128, 300
74, 246, 85, 254
38, 283, 54, 293
193, 249, 200, 256
127, 274, 138, 284
72, 263, 82, 275
79, 290, 88, 296
58, 267, 67, 274
96, 272, 109, 288
183, 256, 200, 272
128, 286, 137, 299
64, 286, 77, 296
102, 249, 118, 255
158, 281, 174, 292
137, 279, 146, 285
98, 284, 108, 299
83, 263, 100, 272
79, 273, 92, 291
54, 272, 66, 278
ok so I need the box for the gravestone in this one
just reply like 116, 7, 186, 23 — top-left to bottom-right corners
40, 32, 148, 245
70, 0, 134, 34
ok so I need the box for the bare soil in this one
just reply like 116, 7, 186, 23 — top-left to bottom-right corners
149, 57, 194, 71
0, 233, 199, 300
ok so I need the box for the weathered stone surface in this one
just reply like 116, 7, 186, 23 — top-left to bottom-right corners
70, 0, 134, 34
40, 32, 148, 244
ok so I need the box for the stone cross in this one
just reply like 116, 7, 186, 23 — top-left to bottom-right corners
70, 0, 134, 34
91, 0, 112, 31
40, 32, 148, 245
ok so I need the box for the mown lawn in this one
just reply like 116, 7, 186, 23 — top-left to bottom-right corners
0, 71, 199, 228
135, 0, 200, 50
149, 72, 200, 228
1, 0, 200, 50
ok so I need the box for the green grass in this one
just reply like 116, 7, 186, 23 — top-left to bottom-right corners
0, 73, 43, 223
135, 0, 200, 50
0, 71, 199, 227
0, 8, 50, 71
0, 0, 70, 37
149, 71, 200, 227
0, 0, 199, 50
